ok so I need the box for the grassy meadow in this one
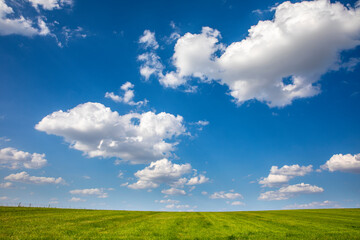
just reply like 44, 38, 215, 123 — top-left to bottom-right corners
0, 207, 359, 239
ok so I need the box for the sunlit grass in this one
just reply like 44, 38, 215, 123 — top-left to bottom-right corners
1, 207, 359, 239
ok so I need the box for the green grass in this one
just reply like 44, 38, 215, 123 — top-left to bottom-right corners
1, 207, 359, 239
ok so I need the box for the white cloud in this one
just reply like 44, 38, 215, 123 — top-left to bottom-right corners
59, 26, 87, 47
153, 0, 360, 107
0, 0, 82, 47
0, 0, 50, 36
259, 164, 313, 187
69, 188, 108, 198
156, 199, 180, 204
128, 158, 191, 189
258, 183, 324, 201
187, 174, 209, 185
69, 197, 86, 202
321, 153, 360, 173
230, 201, 245, 206
117, 171, 123, 178
35, 102, 186, 164
105, 82, 147, 106
27, 0, 72, 11
165, 204, 190, 209
284, 200, 339, 209
138, 52, 164, 80
210, 191, 243, 199
161, 187, 186, 195
201, 191, 208, 195
120, 182, 128, 187
340, 57, 360, 72
4, 171, 65, 184
0, 182, 12, 188
193, 120, 209, 126
0, 196, 8, 200
0, 147, 47, 169
139, 30, 159, 50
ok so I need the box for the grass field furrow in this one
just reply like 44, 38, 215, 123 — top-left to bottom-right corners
1, 207, 359, 239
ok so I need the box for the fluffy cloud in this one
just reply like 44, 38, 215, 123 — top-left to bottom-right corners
105, 82, 147, 106
69, 188, 108, 198
137, 30, 166, 81
0, 182, 12, 188
258, 183, 324, 201
161, 187, 186, 195
156, 199, 180, 204
139, 30, 159, 50
69, 197, 86, 202
4, 171, 64, 184
27, 0, 73, 11
152, 0, 360, 107
210, 191, 243, 200
193, 120, 209, 126
165, 204, 190, 209
0, 0, 50, 36
230, 201, 245, 206
187, 174, 209, 185
128, 158, 191, 189
321, 153, 360, 173
0, 147, 47, 169
138, 52, 164, 81
35, 102, 186, 164
259, 164, 313, 187
284, 200, 339, 209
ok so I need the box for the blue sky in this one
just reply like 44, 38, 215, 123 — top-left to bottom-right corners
0, 0, 360, 211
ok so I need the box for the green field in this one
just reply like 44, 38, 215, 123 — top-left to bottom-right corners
1, 207, 360, 239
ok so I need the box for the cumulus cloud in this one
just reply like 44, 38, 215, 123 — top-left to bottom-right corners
259, 164, 313, 187
27, 0, 73, 11
321, 153, 360, 173
165, 204, 190, 209
139, 30, 159, 50
161, 187, 186, 195
69, 197, 86, 202
258, 183, 324, 201
0, 0, 84, 47
230, 201, 245, 206
138, 52, 164, 80
69, 188, 108, 198
0, 147, 47, 169
105, 82, 147, 106
0, 182, 12, 188
187, 174, 209, 185
193, 120, 209, 126
284, 200, 339, 209
4, 171, 65, 184
210, 191, 243, 199
155, 199, 180, 204
35, 102, 186, 164
0, 0, 50, 36
151, 0, 360, 107
128, 159, 192, 189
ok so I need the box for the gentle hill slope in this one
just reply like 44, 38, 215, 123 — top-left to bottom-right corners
1, 207, 359, 239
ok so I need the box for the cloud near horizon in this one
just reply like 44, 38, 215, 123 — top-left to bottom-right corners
258, 183, 324, 200
259, 164, 313, 187
128, 158, 209, 190
4, 171, 65, 184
